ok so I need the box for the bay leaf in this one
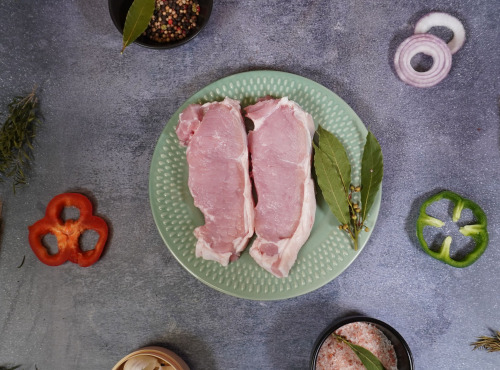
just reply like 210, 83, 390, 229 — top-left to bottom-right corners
333, 334, 387, 370
314, 143, 351, 226
316, 125, 351, 196
121, 0, 156, 53
360, 131, 383, 221
345, 341, 387, 370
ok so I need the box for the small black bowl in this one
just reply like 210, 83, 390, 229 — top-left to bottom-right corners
310, 316, 414, 369
108, 0, 213, 49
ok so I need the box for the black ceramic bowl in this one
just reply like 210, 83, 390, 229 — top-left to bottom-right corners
311, 316, 414, 370
108, 0, 213, 49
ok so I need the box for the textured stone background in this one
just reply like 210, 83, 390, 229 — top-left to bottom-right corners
0, 0, 499, 369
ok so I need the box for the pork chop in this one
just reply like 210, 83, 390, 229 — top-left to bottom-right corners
245, 97, 316, 278
176, 97, 254, 266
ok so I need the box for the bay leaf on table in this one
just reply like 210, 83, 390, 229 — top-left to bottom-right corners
121, 0, 156, 53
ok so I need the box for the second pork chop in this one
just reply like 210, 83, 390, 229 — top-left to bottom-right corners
245, 97, 316, 278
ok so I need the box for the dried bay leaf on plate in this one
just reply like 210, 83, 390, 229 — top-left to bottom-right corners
316, 125, 351, 196
314, 142, 351, 226
360, 131, 383, 221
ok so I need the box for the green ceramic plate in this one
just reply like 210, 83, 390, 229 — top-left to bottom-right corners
149, 71, 381, 300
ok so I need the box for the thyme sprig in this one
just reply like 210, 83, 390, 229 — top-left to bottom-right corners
471, 330, 500, 352
341, 185, 367, 251
0, 87, 41, 192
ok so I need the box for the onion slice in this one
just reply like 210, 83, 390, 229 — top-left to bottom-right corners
414, 12, 466, 54
394, 34, 452, 88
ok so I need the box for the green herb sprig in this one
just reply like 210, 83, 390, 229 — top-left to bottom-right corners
314, 126, 383, 250
0, 87, 41, 192
332, 333, 387, 370
471, 330, 500, 352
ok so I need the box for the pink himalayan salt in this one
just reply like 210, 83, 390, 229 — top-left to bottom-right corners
316, 322, 397, 370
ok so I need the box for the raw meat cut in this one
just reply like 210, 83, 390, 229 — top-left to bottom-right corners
176, 97, 254, 266
245, 97, 316, 278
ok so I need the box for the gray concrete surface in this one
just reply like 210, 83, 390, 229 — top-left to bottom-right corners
0, 0, 499, 369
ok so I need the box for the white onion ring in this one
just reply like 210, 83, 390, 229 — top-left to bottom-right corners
414, 12, 466, 54
394, 33, 452, 88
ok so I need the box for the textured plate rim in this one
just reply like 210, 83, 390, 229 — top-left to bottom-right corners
149, 70, 382, 300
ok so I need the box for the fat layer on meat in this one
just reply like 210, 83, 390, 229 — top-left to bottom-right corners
176, 97, 254, 266
246, 97, 316, 278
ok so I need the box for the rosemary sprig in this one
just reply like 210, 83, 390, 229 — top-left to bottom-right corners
471, 330, 500, 352
0, 87, 41, 192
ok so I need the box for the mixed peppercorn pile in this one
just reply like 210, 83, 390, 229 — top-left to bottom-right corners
145, 0, 201, 43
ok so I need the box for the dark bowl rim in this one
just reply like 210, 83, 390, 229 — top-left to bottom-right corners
310, 315, 414, 370
107, 0, 213, 50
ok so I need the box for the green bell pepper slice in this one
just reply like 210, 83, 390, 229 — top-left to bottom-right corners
416, 190, 488, 268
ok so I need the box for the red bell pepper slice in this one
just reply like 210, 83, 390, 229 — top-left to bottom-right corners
28, 193, 108, 267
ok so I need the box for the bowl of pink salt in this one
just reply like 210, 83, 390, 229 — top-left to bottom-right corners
311, 316, 414, 370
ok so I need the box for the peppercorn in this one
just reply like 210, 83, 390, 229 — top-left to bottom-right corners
145, 0, 200, 43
